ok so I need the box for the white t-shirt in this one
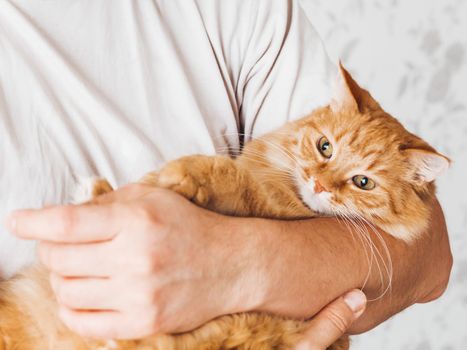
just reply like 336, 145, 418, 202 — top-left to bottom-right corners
0, 0, 335, 277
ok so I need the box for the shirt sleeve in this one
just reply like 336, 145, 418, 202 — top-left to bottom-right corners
233, 0, 336, 140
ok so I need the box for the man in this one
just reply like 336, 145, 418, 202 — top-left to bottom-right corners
0, 0, 451, 348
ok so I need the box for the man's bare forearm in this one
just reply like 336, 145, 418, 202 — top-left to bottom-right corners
225, 199, 452, 333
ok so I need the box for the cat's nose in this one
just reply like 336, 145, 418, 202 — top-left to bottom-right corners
314, 179, 328, 193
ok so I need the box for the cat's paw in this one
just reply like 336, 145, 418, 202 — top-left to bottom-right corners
70, 176, 114, 204
157, 157, 211, 207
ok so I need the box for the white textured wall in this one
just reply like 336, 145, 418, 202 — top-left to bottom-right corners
299, 0, 467, 349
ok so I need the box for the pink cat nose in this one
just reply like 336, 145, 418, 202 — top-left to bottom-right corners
314, 179, 328, 193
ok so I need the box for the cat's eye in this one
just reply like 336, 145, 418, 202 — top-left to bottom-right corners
352, 175, 376, 190
317, 137, 333, 158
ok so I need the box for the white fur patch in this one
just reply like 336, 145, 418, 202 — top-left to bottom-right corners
297, 177, 334, 215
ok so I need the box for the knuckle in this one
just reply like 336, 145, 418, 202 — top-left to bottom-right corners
325, 306, 351, 333
129, 307, 162, 337
152, 187, 176, 199
135, 285, 157, 308
134, 254, 157, 275
140, 228, 159, 249
126, 183, 149, 195
57, 206, 77, 235
144, 306, 164, 334
58, 306, 77, 330
131, 204, 158, 228
60, 287, 82, 309
46, 247, 64, 271
56, 281, 74, 306
37, 243, 51, 266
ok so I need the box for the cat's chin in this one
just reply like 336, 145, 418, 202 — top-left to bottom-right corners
297, 178, 334, 216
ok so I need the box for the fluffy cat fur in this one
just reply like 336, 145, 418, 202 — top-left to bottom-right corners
0, 64, 449, 350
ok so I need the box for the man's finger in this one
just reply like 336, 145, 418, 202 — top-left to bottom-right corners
295, 289, 367, 350
5, 203, 120, 243
58, 307, 125, 339
50, 274, 118, 310
38, 241, 116, 277
58, 307, 155, 339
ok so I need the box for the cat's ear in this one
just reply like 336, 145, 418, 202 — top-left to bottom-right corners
331, 62, 381, 114
405, 149, 450, 183
330, 62, 359, 113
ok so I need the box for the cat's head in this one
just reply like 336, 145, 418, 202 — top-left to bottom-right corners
293, 63, 449, 241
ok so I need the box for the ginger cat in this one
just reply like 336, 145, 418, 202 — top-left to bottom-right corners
0, 64, 449, 350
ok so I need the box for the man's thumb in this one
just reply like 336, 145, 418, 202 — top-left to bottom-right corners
295, 289, 367, 350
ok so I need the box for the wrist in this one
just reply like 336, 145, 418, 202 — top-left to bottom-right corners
210, 214, 271, 315
226, 217, 365, 317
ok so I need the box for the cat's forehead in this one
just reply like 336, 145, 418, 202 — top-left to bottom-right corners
323, 109, 404, 144
304, 110, 409, 171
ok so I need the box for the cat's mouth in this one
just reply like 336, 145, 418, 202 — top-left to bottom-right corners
297, 177, 335, 215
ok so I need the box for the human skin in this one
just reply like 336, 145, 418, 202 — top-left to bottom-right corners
5, 184, 451, 339
245, 199, 452, 334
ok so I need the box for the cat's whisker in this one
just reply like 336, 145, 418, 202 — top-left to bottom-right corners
352, 216, 385, 293
257, 138, 301, 167
358, 214, 393, 300
353, 209, 393, 287
332, 207, 374, 283
235, 150, 305, 190
239, 156, 299, 181
244, 144, 307, 190
213, 131, 302, 157
335, 203, 384, 292
248, 171, 296, 183
216, 135, 308, 193
343, 208, 384, 279
343, 204, 393, 301
340, 209, 378, 290
215, 147, 242, 157
334, 208, 371, 265
238, 152, 285, 168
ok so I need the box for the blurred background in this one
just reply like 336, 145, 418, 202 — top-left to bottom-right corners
299, 0, 467, 349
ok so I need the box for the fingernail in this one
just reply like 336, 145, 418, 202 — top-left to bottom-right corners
343, 290, 366, 316
4, 213, 17, 233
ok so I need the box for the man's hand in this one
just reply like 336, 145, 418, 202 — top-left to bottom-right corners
6, 185, 252, 339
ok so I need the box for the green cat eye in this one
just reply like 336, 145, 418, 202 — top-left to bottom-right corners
317, 136, 333, 158
352, 175, 376, 190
